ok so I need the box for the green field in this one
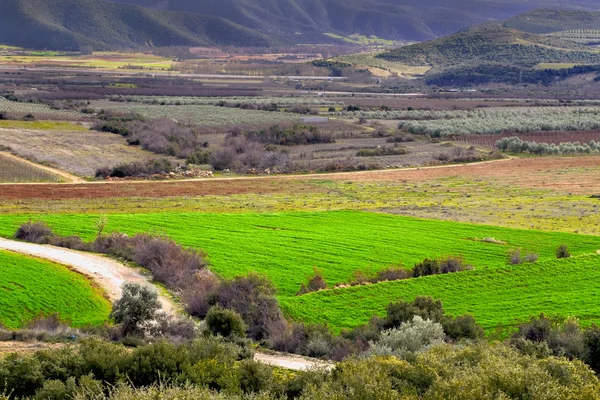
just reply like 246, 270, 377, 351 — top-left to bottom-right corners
282, 254, 600, 334
1, 211, 599, 301
0, 250, 110, 328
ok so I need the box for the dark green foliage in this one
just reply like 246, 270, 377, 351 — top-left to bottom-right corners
240, 124, 333, 146
0, 0, 273, 51
95, 158, 174, 178
503, 9, 600, 34
380, 25, 600, 70
425, 64, 600, 86
412, 259, 441, 278
384, 297, 444, 329
442, 315, 484, 341
206, 307, 247, 339
557, 244, 571, 259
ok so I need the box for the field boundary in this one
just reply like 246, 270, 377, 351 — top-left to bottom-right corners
0, 151, 84, 183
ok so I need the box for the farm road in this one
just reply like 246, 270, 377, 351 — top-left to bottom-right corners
0, 237, 332, 371
0, 152, 84, 183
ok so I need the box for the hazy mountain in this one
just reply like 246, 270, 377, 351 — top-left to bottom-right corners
0, 0, 273, 51
109, 0, 600, 42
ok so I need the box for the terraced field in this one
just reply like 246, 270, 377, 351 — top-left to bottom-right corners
0, 211, 598, 300
0, 250, 110, 328
282, 254, 600, 334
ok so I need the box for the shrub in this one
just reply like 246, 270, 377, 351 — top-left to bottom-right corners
524, 252, 539, 263
509, 248, 523, 265
384, 297, 444, 329
557, 244, 571, 259
15, 221, 53, 243
412, 259, 441, 278
439, 256, 468, 274
366, 316, 445, 358
205, 307, 247, 339
297, 268, 327, 295
442, 314, 484, 341
110, 283, 162, 335
132, 235, 206, 289
96, 158, 174, 179
373, 266, 410, 282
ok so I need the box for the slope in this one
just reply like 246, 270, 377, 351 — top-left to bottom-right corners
109, 0, 600, 42
503, 9, 600, 34
378, 25, 600, 69
0, 0, 272, 51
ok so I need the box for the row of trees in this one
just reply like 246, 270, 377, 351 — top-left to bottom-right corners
496, 136, 600, 155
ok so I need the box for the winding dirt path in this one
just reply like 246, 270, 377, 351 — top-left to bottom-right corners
0, 151, 85, 183
0, 237, 175, 313
0, 237, 332, 371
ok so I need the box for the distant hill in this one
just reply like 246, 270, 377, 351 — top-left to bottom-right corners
109, 0, 600, 42
0, 0, 273, 51
378, 25, 600, 69
503, 9, 600, 34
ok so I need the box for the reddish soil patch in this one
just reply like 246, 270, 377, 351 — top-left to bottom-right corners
316, 156, 600, 195
1, 157, 599, 200
0, 179, 310, 201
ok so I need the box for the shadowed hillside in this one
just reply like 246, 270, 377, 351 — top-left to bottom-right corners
0, 0, 273, 50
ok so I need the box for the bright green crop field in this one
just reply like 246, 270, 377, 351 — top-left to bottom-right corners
0, 250, 110, 328
281, 254, 600, 334
0, 211, 599, 301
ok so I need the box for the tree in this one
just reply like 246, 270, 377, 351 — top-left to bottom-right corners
110, 283, 162, 335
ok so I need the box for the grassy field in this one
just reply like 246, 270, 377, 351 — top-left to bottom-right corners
98, 103, 300, 126
0, 120, 87, 131
0, 211, 598, 298
282, 254, 600, 334
0, 250, 110, 328
0, 154, 61, 183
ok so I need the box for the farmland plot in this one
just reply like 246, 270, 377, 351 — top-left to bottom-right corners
0, 250, 110, 328
282, 254, 600, 334
0, 211, 598, 298
0, 153, 61, 182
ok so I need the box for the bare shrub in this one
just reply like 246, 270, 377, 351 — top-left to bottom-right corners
524, 253, 539, 263
15, 221, 53, 243
509, 248, 523, 265
132, 235, 206, 289
439, 256, 470, 274
46, 235, 91, 251
373, 267, 410, 282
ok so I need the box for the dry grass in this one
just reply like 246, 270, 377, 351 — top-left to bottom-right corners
0, 128, 171, 176
0, 154, 61, 182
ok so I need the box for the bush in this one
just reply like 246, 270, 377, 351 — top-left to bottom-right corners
412, 259, 441, 278
442, 314, 484, 341
96, 159, 174, 179
384, 297, 444, 329
110, 283, 162, 335
205, 307, 247, 339
557, 244, 571, 259
15, 221, 53, 243
439, 256, 468, 274
365, 316, 445, 358
296, 268, 327, 295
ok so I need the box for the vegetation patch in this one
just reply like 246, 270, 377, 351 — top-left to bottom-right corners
281, 254, 600, 334
1, 212, 599, 299
0, 250, 110, 328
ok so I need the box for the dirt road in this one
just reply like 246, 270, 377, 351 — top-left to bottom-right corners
0, 237, 175, 313
0, 151, 84, 183
0, 238, 333, 371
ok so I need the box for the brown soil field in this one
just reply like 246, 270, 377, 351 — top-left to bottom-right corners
1, 156, 599, 201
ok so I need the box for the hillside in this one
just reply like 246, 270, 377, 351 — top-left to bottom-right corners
0, 0, 273, 51
377, 25, 600, 68
109, 0, 600, 42
503, 9, 600, 34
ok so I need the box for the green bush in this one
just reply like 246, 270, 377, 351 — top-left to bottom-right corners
110, 283, 162, 335
205, 307, 247, 339
557, 244, 571, 259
